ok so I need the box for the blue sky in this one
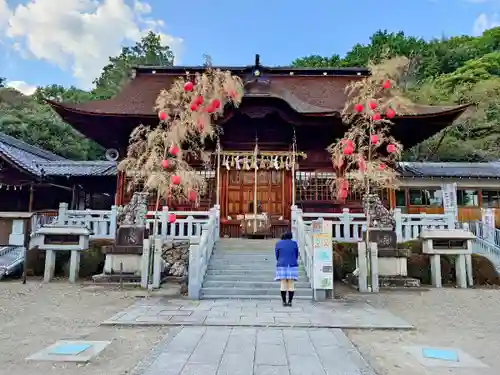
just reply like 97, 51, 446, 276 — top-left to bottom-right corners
0, 0, 499, 93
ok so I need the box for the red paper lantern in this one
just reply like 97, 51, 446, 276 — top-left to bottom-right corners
340, 179, 349, 190
171, 175, 181, 185
168, 213, 177, 223
343, 145, 354, 155
386, 144, 397, 153
195, 95, 203, 105
386, 108, 396, 119
188, 190, 197, 201
169, 144, 179, 156
158, 111, 167, 121
372, 113, 381, 121
378, 163, 386, 170
382, 80, 391, 89
190, 102, 198, 111
161, 159, 169, 169
184, 81, 193, 91
354, 103, 363, 113
368, 100, 377, 110
370, 134, 379, 144
211, 98, 221, 109
338, 189, 348, 200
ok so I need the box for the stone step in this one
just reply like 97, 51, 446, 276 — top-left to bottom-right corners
202, 280, 311, 288
199, 294, 312, 300
201, 287, 313, 297
204, 277, 309, 285
205, 269, 307, 276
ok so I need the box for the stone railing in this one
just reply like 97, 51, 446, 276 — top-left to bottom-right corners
293, 214, 313, 281
293, 206, 456, 243
188, 205, 220, 299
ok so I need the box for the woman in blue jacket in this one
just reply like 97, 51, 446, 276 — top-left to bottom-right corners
275, 232, 299, 306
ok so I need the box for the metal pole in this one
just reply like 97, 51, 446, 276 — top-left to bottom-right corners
292, 130, 296, 206
216, 138, 221, 206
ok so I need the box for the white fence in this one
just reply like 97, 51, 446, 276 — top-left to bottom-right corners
38, 203, 212, 240
293, 206, 456, 243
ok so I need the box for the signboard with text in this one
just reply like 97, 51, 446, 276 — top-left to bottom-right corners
312, 220, 333, 290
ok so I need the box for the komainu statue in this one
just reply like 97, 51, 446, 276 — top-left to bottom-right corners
362, 193, 395, 229
116, 192, 149, 226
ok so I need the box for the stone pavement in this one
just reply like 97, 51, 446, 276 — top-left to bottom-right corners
129, 326, 377, 375
102, 297, 413, 329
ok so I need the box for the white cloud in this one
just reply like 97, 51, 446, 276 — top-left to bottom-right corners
473, 13, 500, 35
0, 0, 183, 89
5, 80, 37, 95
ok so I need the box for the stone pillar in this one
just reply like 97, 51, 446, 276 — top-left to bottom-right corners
188, 238, 201, 299
455, 254, 467, 288
369, 242, 379, 293
430, 254, 442, 288
9, 219, 25, 246
69, 250, 80, 283
151, 238, 163, 289
44, 249, 56, 283
140, 238, 150, 289
291, 205, 299, 240
57, 203, 68, 224
465, 254, 473, 287
357, 242, 369, 292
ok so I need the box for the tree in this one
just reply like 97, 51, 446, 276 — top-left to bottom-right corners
118, 59, 244, 216
328, 58, 409, 221
92, 31, 175, 99
0, 78, 5, 88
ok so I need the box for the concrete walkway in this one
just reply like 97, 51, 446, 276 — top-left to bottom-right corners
130, 326, 377, 375
102, 297, 413, 329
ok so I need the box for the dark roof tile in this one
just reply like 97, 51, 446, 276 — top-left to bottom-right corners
399, 162, 500, 178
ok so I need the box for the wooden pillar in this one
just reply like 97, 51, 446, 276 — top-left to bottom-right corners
388, 188, 396, 210
220, 170, 228, 218
28, 183, 34, 212
115, 171, 126, 206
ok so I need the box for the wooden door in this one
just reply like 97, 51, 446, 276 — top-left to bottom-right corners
225, 170, 286, 218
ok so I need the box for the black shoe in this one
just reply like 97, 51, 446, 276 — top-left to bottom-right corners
280, 291, 287, 306
287, 291, 294, 307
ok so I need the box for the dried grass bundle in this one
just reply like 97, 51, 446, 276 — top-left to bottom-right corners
328, 57, 413, 199
119, 58, 244, 205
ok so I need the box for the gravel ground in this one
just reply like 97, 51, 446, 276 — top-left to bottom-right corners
340, 285, 500, 375
0, 280, 173, 375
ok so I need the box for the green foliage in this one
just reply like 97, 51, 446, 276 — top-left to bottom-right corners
0, 32, 174, 159
293, 27, 500, 162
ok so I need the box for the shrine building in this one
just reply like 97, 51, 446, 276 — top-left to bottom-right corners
46, 56, 477, 230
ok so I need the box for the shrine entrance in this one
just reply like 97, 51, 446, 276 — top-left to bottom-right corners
220, 169, 293, 238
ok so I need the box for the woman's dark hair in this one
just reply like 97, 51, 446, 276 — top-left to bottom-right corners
282, 232, 293, 240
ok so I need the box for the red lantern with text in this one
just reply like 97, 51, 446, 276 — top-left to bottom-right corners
354, 103, 363, 113
372, 113, 381, 121
171, 175, 181, 185
184, 81, 193, 91
368, 100, 377, 110
168, 213, 177, 223
161, 159, 169, 169
382, 80, 391, 89
370, 134, 379, 144
190, 102, 198, 111
211, 98, 221, 109
169, 144, 179, 156
386, 144, 397, 153
158, 111, 167, 121
378, 163, 386, 170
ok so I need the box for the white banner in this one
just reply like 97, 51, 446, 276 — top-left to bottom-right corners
481, 208, 496, 243
441, 183, 457, 212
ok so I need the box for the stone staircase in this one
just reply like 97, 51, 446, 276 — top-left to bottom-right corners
200, 238, 312, 299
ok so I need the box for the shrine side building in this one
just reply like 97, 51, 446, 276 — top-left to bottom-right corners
40, 58, 500, 228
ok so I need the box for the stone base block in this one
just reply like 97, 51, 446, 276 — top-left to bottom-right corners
346, 274, 420, 289
378, 256, 408, 276
103, 254, 142, 274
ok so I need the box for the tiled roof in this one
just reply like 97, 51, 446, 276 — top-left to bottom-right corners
0, 132, 116, 177
398, 162, 500, 178
37, 160, 117, 176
